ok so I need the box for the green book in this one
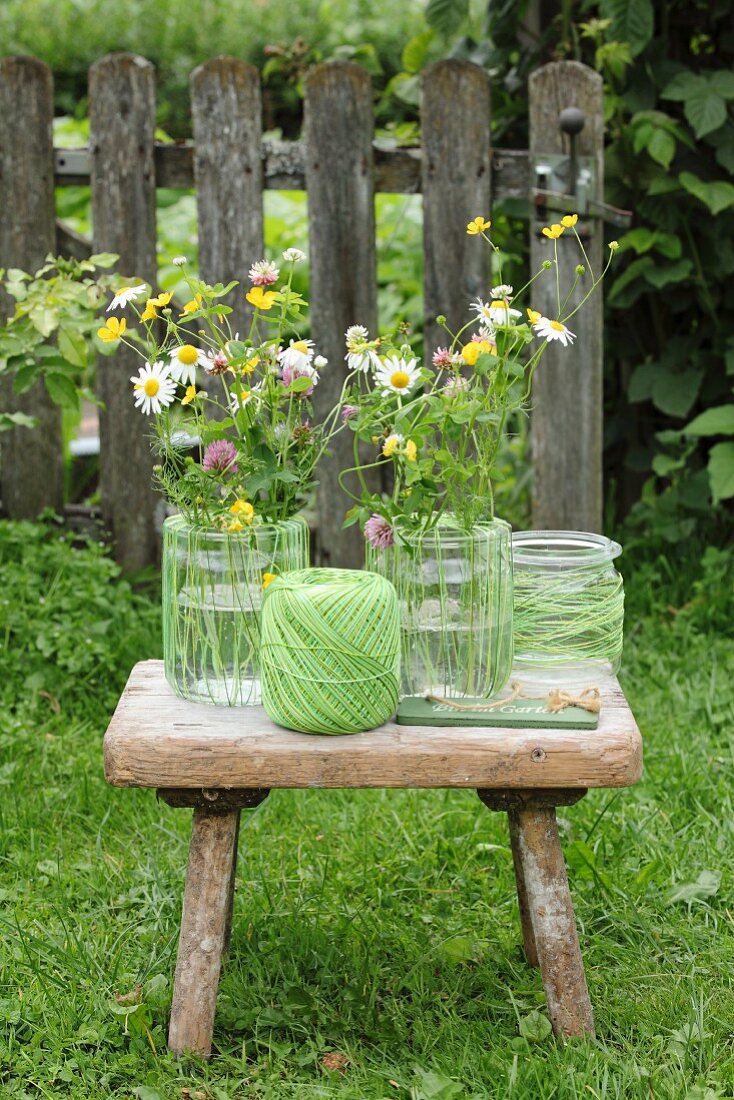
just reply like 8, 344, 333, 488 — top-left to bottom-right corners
396, 695, 599, 730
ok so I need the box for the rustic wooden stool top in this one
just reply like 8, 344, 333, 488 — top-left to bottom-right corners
104, 659, 642, 1057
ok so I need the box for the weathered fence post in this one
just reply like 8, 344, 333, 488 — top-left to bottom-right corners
304, 62, 378, 569
422, 60, 492, 360
191, 57, 264, 339
529, 61, 604, 532
0, 56, 64, 518
90, 54, 159, 569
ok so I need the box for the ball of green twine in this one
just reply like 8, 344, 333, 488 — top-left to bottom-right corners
260, 568, 400, 734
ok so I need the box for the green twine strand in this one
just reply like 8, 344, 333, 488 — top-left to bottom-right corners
260, 568, 400, 734
513, 562, 624, 668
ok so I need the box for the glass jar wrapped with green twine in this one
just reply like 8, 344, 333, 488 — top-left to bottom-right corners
511, 530, 624, 688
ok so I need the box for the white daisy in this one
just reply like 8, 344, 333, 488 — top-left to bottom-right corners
282, 248, 306, 264
130, 361, 176, 416
168, 344, 209, 385
347, 347, 378, 372
490, 283, 514, 300
373, 355, 421, 397
533, 316, 576, 347
230, 384, 261, 413
471, 298, 522, 326
278, 339, 314, 372
107, 283, 147, 312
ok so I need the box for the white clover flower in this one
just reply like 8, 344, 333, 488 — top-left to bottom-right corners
168, 344, 209, 385
248, 259, 279, 286
172, 256, 188, 267
107, 283, 147, 312
314, 354, 328, 368
282, 248, 306, 264
373, 355, 421, 396
345, 324, 370, 349
532, 316, 576, 347
471, 298, 522, 326
490, 283, 514, 300
130, 361, 176, 416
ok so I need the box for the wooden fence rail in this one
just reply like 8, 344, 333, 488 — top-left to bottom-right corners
0, 53, 605, 570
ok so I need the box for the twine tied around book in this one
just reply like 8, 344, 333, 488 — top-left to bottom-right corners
426, 682, 602, 715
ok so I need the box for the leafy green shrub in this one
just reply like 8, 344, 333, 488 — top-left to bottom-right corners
0, 518, 161, 718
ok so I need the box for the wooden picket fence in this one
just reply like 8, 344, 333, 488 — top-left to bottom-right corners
0, 53, 606, 570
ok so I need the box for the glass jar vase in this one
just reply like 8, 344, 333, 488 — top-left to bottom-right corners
367, 517, 513, 699
162, 514, 309, 706
511, 530, 624, 688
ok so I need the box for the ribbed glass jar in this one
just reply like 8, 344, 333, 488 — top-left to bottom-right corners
511, 530, 624, 688
367, 517, 513, 699
162, 515, 309, 706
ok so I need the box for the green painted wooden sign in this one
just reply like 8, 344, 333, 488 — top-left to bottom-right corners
396, 695, 599, 730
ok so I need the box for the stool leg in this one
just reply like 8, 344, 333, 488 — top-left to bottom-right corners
168, 807, 240, 1058
513, 805, 595, 1038
507, 809, 538, 967
223, 811, 241, 961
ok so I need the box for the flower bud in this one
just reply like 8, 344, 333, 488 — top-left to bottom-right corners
576, 264, 585, 275
436, 315, 446, 326
609, 240, 619, 250
542, 260, 553, 269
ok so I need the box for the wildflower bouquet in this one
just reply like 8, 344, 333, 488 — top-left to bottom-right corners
341, 214, 617, 550
100, 249, 346, 531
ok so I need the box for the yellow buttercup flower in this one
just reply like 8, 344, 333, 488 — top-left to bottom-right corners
181, 385, 199, 406
98, 316, 126, 342
246, 287, 276, 311
382, 433, 403, 458
182, 293, 204, 315
561, 213, 578, 228
542, 223, 565, 240
461, 340, 492, 366
405, 439, 417, 462
262, 572, 277, 590
151, 292, 172, 307
229, 499, 254, 523
527, 308, 542, 325
141, 301, 157, 322
242, 355, 259, 375
466, 216, 491, 236
227, 519, 244, 532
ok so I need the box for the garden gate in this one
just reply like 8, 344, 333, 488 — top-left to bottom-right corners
0, 54, 616, 570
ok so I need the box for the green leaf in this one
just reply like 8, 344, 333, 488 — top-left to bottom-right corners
679, 172, 734, 215
652, 368, 701, 418
628, 361, 657, 403
131, 1089, 163, 1100
608, 256, 655, 305
599, 0, 653, 56
684, 404, 734, 436
709, 71, 734, 100
28, 304, 60, 338
57, 325, 87, 369
412, 1067, 464, 1099
402, 30, 433, 74
647, 128, 676, 168
87, 252, 118, 268
665, 869, 721, 904
708, 442, 734, 503
519, 1010, 553, 1043
425, 0, 469, 38
684, 89, 727, 138
661, 71, 708, 102
643, 258, 693, 289
44, 372, 79, 412
0, 411, 38, 432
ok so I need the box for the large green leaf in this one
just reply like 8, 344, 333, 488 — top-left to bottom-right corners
679, 172, 734, 215
709, 71, 734, 99
684, 87, 727, 138
402, 30, 433, 73
662, 71, 708, 101
0, 411, 38, 433
708, 442, 734, 503
599, 0, 654, 56
684, 404, 734, 436
647, 128, 676, 168
425, 0, 469, 37
44, 371, 79, 413
651, 368, 702, 418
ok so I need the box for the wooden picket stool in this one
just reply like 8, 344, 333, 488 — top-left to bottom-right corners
104, 660, 642, 1057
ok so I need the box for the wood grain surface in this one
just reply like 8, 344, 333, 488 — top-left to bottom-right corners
104, 660, 642, 790
0, 56, 63, 517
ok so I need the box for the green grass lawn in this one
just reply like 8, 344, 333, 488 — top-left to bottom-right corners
1, 520, 733, 1099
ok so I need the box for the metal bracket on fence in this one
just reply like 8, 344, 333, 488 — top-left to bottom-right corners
55, 148, 91, 176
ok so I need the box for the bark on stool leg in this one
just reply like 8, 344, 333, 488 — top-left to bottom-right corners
168, 807, 241, 1058
514, 805, 595, 1038
507, 809, 538, 967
